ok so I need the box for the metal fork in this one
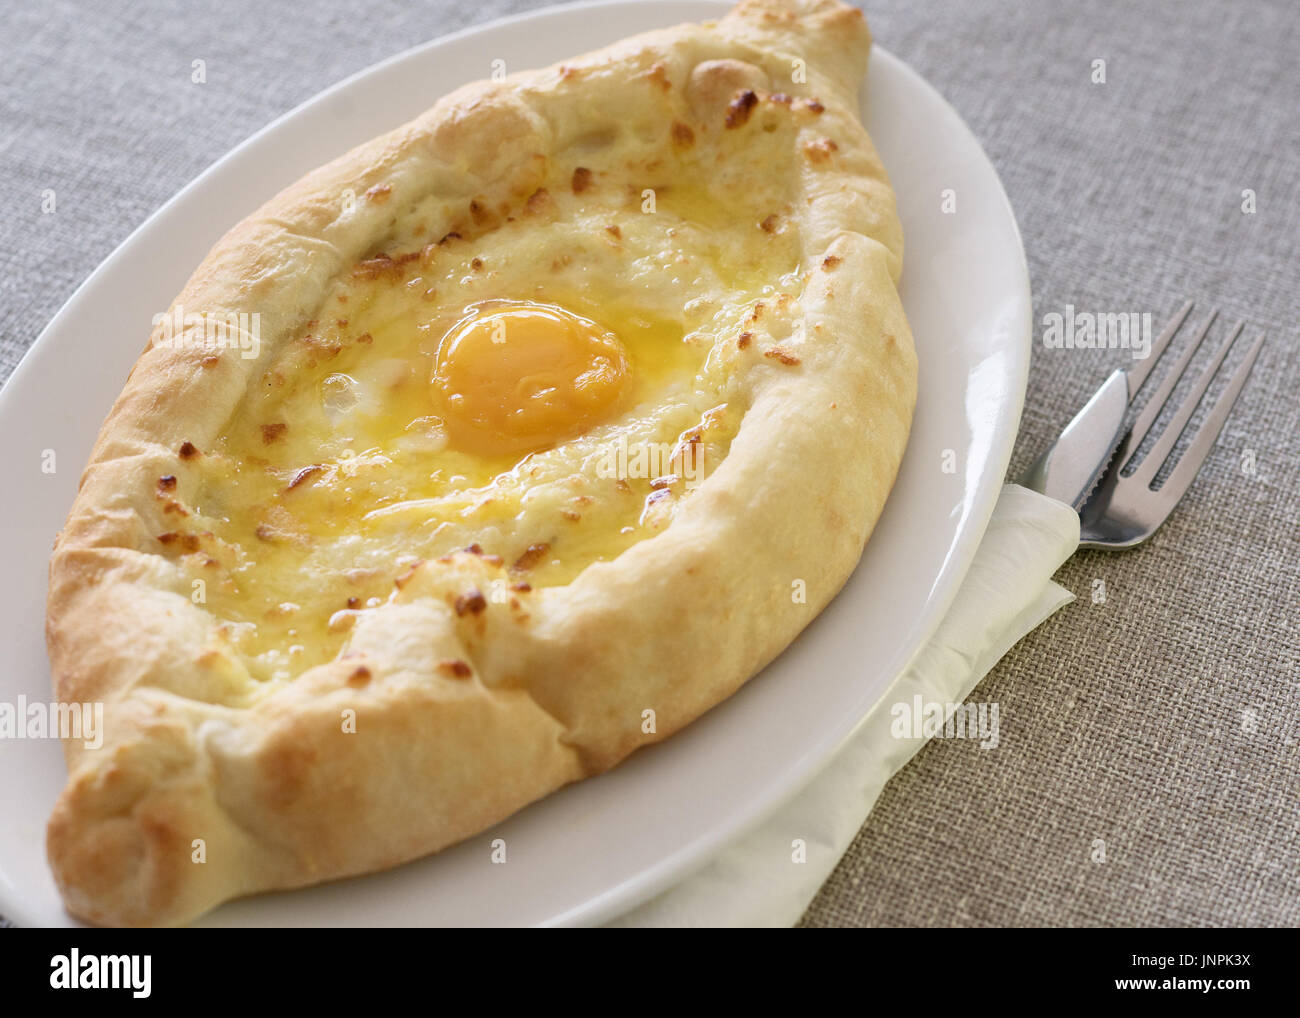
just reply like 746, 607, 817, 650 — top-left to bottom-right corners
1020, 300, 1265, 549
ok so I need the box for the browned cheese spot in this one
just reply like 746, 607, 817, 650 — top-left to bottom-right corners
728, 89, 759, 128
644, 62, 672, 91
511, 542, 550, 572
437, 659, 473, 679
158, 532, 200, 552
764, 346, 801, 366
803, 138, 839, 163
394, 561, 423, 590
725, 89, 759, 128
455, 589, 488, 616
352, 253, 403, 280
525, 188, 552, 214
260, 422, 287, 444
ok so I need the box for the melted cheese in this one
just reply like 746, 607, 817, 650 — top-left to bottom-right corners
176, 159, 801, 684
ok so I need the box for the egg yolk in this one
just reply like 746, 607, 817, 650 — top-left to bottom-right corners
432, 302, 632, 456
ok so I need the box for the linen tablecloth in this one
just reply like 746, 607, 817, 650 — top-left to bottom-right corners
2, 0, 1296, 927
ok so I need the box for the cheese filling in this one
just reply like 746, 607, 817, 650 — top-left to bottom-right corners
164, 139, 804, 684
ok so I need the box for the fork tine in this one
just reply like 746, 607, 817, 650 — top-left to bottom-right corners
1154, 332, 1264, 510
1127, 298, 1194, 395
1132, 320, 1245, 486
1123, 309, 1218, 465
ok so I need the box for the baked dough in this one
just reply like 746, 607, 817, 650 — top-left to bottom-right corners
45, 0, 916, 926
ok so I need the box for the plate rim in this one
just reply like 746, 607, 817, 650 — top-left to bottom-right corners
0, 0, 1030, 928
556, 4, 1032, 928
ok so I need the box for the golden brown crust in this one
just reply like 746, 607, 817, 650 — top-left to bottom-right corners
45, 0, 915, 926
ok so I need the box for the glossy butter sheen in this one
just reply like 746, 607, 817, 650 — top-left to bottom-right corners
178, 176, 800, 684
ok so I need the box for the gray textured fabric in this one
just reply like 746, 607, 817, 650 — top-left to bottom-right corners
2, 0, 1296, 928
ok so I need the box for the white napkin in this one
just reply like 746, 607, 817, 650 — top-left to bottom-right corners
607, 483, 1081, 927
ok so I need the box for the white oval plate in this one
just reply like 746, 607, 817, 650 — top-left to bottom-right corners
0, 0, 1029, 927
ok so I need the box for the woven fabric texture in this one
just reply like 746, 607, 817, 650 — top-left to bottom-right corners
1, 0, 1296, 927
